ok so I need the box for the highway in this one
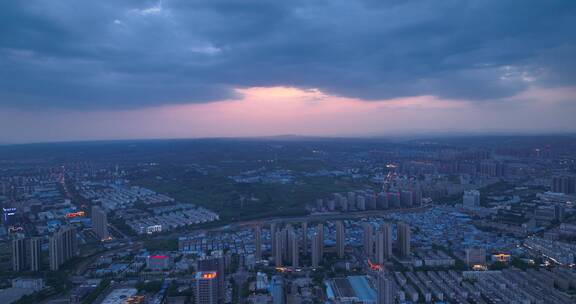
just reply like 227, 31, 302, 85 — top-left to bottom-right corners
206, 204, 431, 231
159, 204, 433, 238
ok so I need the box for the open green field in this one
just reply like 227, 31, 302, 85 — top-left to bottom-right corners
131, 164, 369, 222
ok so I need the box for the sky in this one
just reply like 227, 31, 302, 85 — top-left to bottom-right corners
0, 0, 575, 143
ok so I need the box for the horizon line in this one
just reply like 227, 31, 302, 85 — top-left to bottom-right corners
2, 131, 576, 146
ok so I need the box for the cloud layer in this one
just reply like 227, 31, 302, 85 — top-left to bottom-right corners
1, 0, 575, 110
1, 86, 575, 144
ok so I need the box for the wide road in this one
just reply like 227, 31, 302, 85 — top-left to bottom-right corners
161, 204, 432, 237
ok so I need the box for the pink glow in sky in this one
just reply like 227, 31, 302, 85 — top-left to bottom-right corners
0, 86, 575, 143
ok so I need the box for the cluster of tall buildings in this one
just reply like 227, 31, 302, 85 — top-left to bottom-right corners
12, 236, 42, 272
268, 223, 302, 268
254, 220, 412, 270
12, 225, 79, 272
364, 222, 411, 263
11, 205, 108, 273
256, 221, 333, 269
478, 160, 507, 177
436, 159, 511, 177
319, 187, 423, 212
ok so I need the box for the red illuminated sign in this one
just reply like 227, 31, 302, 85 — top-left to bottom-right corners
66, 211, 86, 218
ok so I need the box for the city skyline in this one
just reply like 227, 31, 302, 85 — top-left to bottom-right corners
2, 135, 576, 303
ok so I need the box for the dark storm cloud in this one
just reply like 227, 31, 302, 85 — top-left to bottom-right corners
0, 0, 575, 109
